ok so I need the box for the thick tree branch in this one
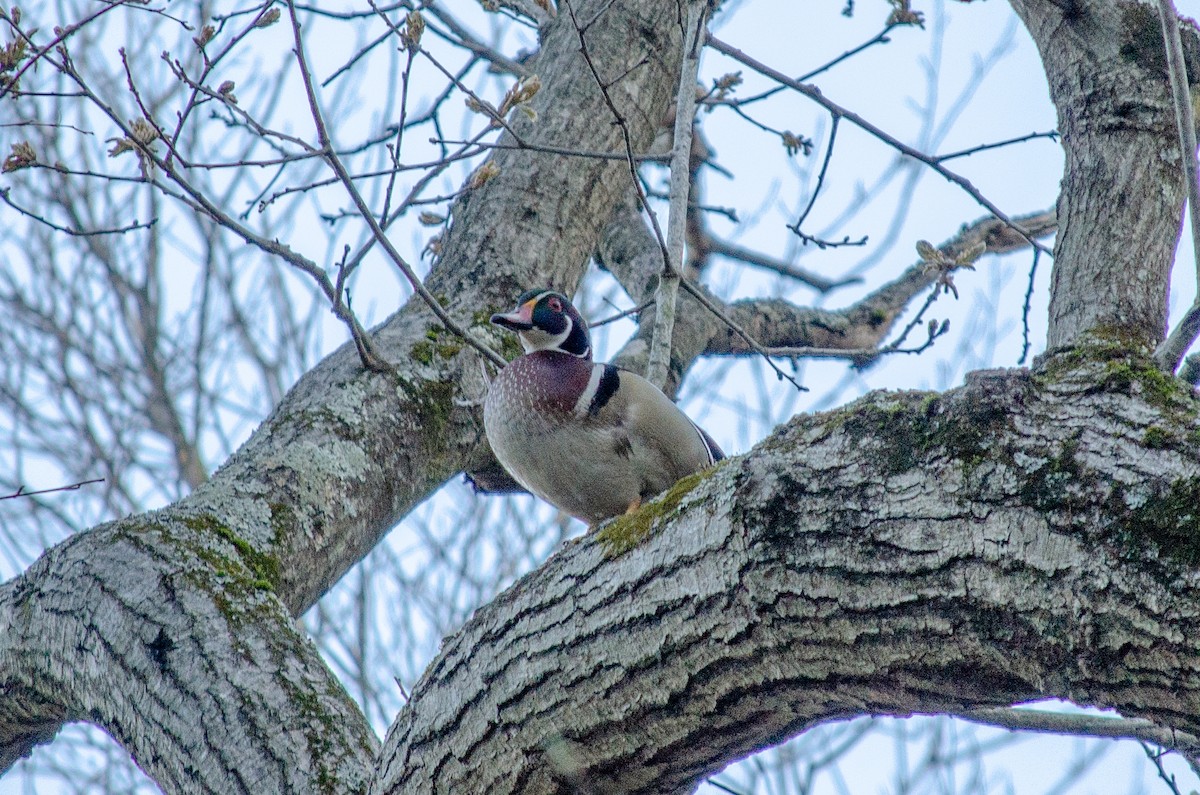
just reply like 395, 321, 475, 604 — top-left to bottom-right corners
0, 516, 379, 789
374, 349, 1200, 794
706, 209, 1058, 359
599, 201, 1055, 390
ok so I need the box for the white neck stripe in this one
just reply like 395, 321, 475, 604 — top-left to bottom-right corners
573, 364, 605, 417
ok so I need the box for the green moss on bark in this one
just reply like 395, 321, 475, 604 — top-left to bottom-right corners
181, 515, 280, 591
1113, 479, 1200, 568
829, 390, 1010, 478
595, 468, 715, 557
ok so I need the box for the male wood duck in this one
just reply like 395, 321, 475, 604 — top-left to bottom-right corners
484, 289, 724, 526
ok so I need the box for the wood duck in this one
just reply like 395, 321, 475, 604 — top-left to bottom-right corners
484, 289, 724, 526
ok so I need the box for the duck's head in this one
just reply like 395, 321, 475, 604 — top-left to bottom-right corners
491, 290, 592, 359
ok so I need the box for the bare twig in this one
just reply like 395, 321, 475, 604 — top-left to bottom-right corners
699, 235, 857, 292
1019, 248, 1042, 365
561, 0, 666, 255
1, 478, 105, 500
704, 22, 901, 110
23, 23, 385, 376
704, 777, 751, 795
590, 297, 655, 328
707, 35, 1050, 256
423, 6, 534, 77
1142, 742, 1187, 795
961, 707, 1200, 765
0, 1, 133, 101
373, 2, 419, 226
0, 187, 155, 236
165, 2, 281, 165
936, 130, 1059, 162
429, 136, 670, 163
285, 0, 505, 369
564, 0, 806, 391
788, 114, 868, 250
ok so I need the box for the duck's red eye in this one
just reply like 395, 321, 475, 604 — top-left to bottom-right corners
548, 297, 563, 312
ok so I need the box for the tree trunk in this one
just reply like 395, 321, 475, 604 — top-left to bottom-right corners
1011, 0, 1189, 350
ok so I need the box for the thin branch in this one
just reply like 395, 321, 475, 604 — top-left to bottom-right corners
254, 134, 488, 210
705, 777, 751, 795
38, 47, 378, 376
703, 22, 900, 110
562, 0, 666, 257
961, 707, 1200, 763
1143, 742, 1187, 795
791, 113, 840, 233
0, 187, 155, 236
322, 27, 394, 87
788, 114, 867, 249
429, 136, 670, 163
678, 278, 807, 390
564, 0, 806, 391
285, 0, 505, 369
1, 478, 105, 500
1019, 248, 1042, 365
165, 2, 282, 165
0, 1, 133, 101
423, 6, 533, 78
936, 129, 1059, 162
796, 22, 899, 83
415, 40, 523, 140
590, 297, 655, 328
699, 235, 858, 292
0, 120, 95, 135
647, 1, 707, 389
373, 1, 418, 226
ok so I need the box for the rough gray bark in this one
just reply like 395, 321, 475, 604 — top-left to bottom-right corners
3, 0, 1200, 793
1010, 0, 1194, 350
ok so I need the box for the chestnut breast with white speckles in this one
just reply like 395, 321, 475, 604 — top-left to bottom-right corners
484, 351, 592, 491
485, 351, 630, 523
486, 350, 593, 418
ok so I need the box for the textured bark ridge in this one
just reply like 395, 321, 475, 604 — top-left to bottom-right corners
372, 346, 1200, 795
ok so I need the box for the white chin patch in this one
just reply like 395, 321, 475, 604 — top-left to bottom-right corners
519, 318, 572, 353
